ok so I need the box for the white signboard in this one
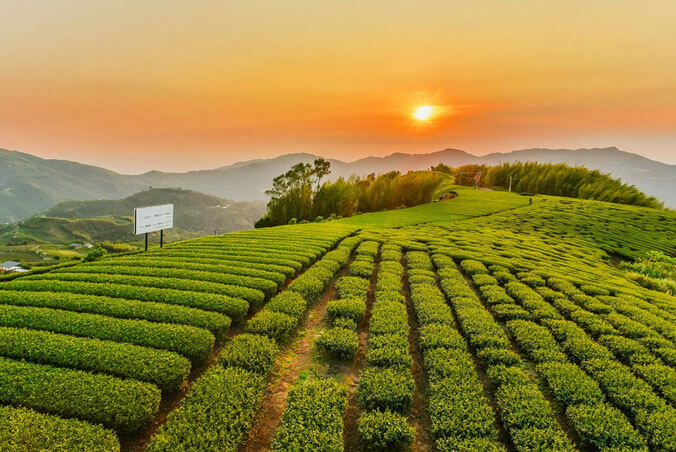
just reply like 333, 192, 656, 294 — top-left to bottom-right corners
134, 204, 174, 235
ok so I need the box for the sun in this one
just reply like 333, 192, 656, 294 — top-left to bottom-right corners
413, 105, 435, 121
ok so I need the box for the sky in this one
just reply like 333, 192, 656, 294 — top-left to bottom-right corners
1, 0, 675, 173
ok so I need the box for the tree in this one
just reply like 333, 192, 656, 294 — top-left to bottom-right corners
313, 158, 331, 192
430, 163, 454, 175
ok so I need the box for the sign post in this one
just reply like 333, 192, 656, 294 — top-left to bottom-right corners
134, 204, 174, 251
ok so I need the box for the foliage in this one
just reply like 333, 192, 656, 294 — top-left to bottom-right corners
272, 378, 348, 452
0, 278, 250, 320
0, 357, 160, 433
0, 289, 231, 334
326, 298, 366, 323
358, 367, 414, 412
456, 161, 662, 208
0, 406, 120, 452
245, 310, 296, 342
219, 334, 279, 375
358, 410, 415, 451
316, 327, 359, 359
258, 163, 445, 226
0, 304, 214, 363
0, 326, 190, 391
147, 366, 265, 452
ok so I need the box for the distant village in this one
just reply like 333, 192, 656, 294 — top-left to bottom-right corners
0, 260, 28, 273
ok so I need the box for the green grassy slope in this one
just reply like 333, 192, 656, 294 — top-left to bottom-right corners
337, 186, 528, 228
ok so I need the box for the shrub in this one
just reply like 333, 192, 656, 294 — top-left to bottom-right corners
245, 310, 297, 342
358, 368, 414, 412
356, 241, 380, 257
369, 302, 409, 335
0, 357, 160, 433
598, 334, 655, 365
460, 260, 488, 275
0, 326, 190, 391
424, 347, 476, 383
479, 285, 513, 305
493, 271, 516, 284
316, 327, 359, 359
536, 362, 604, 406
272, 378, 348, 452
436, 437, 507, 452
563, 336, 615, 362
323, 248, 351, 266
0, 406, 120, 452
413, 300, 454, 326
477, 348, 520, 367
0, 290, 231, 334
147, 366, 265, 451
429, 376, 497, 442
358, 410, 415, 451
567, 404, 647, 450
419, 324, 465, 351
333, 317, 358, 330
336, 276, 370, 299
580, 284, 611, 296
369, 333, 409, 351
380, 249, 402, 262
569, 310, 618, 337
518, 272, 545, 288
265, 291, 308, 319
487, 365, 530, 388
0, 304, 215, 363
0, 279, 250, 320
219, 334, 279, 375
507, 320, 567, 363
326, 298, 366, 323
366, 342, 413, 369
60, 265, 279, 296
492, 303, 530, 321
510, 427, 575, 452
495, 383, 564, 431
473, 274, 498, 287
27, 272, 265, 306
289, 275, 325, 302
634, 363, 676, 405
350, 261, 375, 279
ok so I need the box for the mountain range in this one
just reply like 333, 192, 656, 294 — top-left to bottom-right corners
0, 146, 674, 223
0, 188, 266, 245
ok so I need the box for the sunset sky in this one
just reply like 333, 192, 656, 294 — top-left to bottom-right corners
2, 0, 675, 173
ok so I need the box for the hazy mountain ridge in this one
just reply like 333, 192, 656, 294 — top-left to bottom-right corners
0, 188, 266, 244
0, 146, 673, 224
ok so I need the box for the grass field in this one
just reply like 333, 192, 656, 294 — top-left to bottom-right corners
338, 185, 528, 227
0, 188, 675, 452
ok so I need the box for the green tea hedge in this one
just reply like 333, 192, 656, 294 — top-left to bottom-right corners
0, 304, 214, 363
272, 378, 348, 452
0, 327, 190, 391
147, 366, 265, 452
0, 357, 160, 432
0, 406, 120, 452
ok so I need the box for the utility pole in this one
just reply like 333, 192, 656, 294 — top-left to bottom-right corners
508, 175, 512, 192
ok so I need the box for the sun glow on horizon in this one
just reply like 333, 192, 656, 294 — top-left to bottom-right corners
413, 105, 435, 121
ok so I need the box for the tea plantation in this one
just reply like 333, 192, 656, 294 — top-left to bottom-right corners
1, 189, 675, 452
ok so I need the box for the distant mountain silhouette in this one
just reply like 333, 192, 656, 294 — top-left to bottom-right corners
0, 146, 673, 223
0, 188, 266, 244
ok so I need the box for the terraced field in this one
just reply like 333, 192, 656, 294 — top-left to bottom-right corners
1, 190, 675, 451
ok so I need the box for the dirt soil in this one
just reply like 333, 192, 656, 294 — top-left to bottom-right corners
238, 263, 351, 452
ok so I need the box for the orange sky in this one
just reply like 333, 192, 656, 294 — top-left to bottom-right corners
1, 1, 675, 172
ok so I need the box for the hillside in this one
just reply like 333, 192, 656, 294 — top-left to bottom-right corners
0, 188, 266, 245
1, 146, 674, 223
0, 149, 148, 223
0, 189, 675, 451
